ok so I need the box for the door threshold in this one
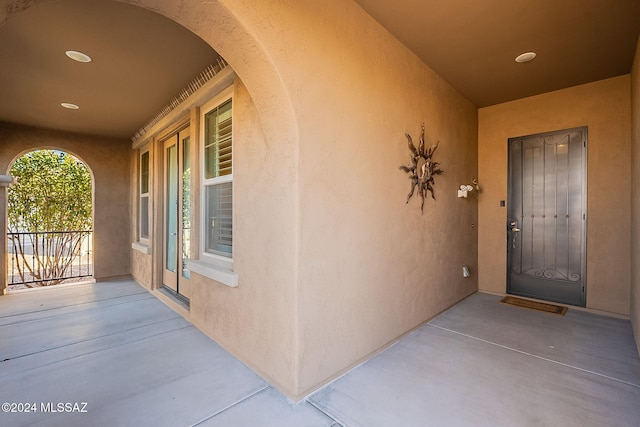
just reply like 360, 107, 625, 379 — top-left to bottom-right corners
158, 285, 190, 310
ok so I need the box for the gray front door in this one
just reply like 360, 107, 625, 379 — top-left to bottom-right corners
507, 127, 587, 306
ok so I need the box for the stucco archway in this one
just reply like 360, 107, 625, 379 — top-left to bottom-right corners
0, 0, 299, 164
1, 0, 303, 391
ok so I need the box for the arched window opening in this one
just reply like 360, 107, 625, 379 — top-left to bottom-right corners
7, 150, 93, 289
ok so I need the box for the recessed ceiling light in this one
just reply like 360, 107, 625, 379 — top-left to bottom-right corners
65, 50, 92, 63
61, 102, 80, 110
515, 52, 536, 63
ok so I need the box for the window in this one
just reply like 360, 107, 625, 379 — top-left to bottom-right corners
181, 134, 191, 279
140, 149, 150, 241
189, 85, 237, 286
203, 97, 233, 259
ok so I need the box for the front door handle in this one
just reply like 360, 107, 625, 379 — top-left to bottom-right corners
509, 221, 520, 249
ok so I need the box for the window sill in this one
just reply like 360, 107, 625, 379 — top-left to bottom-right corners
131, 242, 151, 255
187, 260, 238, 288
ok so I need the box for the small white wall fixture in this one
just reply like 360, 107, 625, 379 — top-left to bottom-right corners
458, 179, 480, 198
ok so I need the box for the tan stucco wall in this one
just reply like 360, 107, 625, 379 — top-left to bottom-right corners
187, 78, 300, 393
137, 0, 476, 398
478, 76, 632, 315
0, 123, 131, 280
128, 0, 476, 398
631, 35, 640, 353
282, 3, 478, 394
130, 249, 152, 289
127, 70, 299, 392
3, 0, 477, 399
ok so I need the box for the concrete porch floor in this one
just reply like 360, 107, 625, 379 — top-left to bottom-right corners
1, 278, 639, 426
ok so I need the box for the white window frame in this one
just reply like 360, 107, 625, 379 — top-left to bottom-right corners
198, 86, 234, 272
132, 146, 151, 255
139, 147, 150, 244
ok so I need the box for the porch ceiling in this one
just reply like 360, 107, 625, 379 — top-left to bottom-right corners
0, 0, 220, 139
0, 0, 638, 140
355, 0, 640, 107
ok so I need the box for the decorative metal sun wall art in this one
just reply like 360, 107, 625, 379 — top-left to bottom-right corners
399, 124, 443, 213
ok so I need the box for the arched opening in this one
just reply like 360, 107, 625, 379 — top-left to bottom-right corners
0, 0, 301, 396
7, 149, 94, 290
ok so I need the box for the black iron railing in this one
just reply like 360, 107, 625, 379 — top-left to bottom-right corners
7, 230, 93, 286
